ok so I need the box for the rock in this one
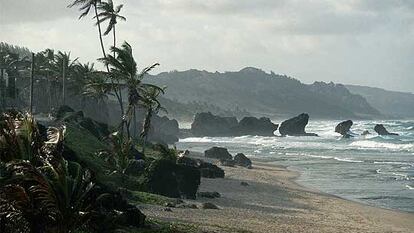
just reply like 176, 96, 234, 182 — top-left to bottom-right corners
233, 153, 252, 168
361, 130, 370, 136
177, 156, 225, 179
218, 159, 236, 167
279, 113, 318, 136
235, 117, 278, 136
124, 159, 146, 176
145, 159, 201, 199
240, 181, 249, 186
204, 147, 233, 160
191, 112, 238, 136
190, 112, 278, 137
197, 191, 221, 198
335, 120, 353, 138
114, 207, 146, 227
163, 207, 172, 212
374, 124, 399, 136
201, 202, 219, 209
199, 162, 225, 178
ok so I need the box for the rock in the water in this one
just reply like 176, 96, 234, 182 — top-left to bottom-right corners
124, 159, 146, 176
240, 181, 249, 186
205, 147, 233, 160
361, 130, 370, 136
191, 112, 278, 136
191, 112, 238, 136
197, 191, 221, 198
335, 120, 353, 138
234, 117, 278, 136
234, 153, 252, 168
201, 202, 219, 209
374, 124, 399, 136
279, 113, 318, 136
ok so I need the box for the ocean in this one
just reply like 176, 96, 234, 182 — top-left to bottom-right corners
176, 120, 414, 213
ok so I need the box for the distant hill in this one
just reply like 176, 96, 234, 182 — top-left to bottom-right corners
149, 67, 380, 119
346, 85, 414, 119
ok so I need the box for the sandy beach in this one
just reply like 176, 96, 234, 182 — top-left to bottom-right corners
140, 152, 414, 233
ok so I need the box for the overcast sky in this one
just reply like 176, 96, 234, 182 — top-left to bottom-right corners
1, 0, 413, 92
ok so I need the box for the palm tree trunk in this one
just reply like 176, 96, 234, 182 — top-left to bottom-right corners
94, 6, 107, 59
141, 109, 152, 154
0, 68, 5, 111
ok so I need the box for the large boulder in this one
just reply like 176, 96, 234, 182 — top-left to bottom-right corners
234, 117, 278, 136
204, 147, 233, 160
191, 112, 238, 136
279, 113, 318, 136
177, 156, 225, 179
234, 153, 252, 168
144, 159, 200, 199
374, 124, 399, 136
335, 120, 353, 138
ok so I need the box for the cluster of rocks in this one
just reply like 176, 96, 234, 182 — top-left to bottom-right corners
205, 146, 253, 169
177, 154, 225, 179
191, 112, 278, 137
335, 120, 399, 137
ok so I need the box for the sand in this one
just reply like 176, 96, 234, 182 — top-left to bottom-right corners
140, 152, 414, 233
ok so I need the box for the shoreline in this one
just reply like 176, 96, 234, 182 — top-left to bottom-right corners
141, 151, 414, 233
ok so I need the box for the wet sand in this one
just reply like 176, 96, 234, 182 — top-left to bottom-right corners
141, 152, 414, 233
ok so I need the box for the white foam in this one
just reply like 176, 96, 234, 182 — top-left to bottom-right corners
179, 137, 213, 143
373, 161, 414, 166
406, 185, 414, 190
350, 140, 413, 151
334, 157, 364, 163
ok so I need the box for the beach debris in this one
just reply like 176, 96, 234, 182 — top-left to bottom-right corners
163, 207, 173, 212
176, 203, 198, 209
279, 113, 318, 136
197, 191, 221, 199
361, 130, 370, 136
201, 202, 219, 209
234, 153, 252, 168
374, 124, 399, 136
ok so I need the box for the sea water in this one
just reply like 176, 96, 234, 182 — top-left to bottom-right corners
176, 120, 414, 213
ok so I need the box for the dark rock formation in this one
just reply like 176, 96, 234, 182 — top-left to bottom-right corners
279, 113, 318, 136
190, 112, 278, 136
191, 112, 238, 136
199, 163, 225, 178
144, 159, 201, 199
176, 156, 225, 179
234, 153, 252, 168
233, 117, 278, 136
218, 159, 236, 167
147, 115, 180, 144
335, 120, 353, 138
374, 124, 399, 136
204, 147, 233, 160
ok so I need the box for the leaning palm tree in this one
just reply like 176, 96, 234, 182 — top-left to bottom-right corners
68, 0, 107, 59
139, 86, 166, 154
98, 41, 162, 138
95, 0, 126, 51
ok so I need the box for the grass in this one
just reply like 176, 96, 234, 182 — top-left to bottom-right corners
128, 190, 177, 206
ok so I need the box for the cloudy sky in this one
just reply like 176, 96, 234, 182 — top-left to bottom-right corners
1, 0, 413, 92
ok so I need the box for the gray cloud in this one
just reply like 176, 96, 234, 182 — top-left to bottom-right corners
1, 0, 413, 92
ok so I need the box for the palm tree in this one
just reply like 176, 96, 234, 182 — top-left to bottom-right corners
98, 41, 162, 138
140, 86, 166, 154
95, 0, 126, 51
68, 0, 107, 59
52, 52, 78, 106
